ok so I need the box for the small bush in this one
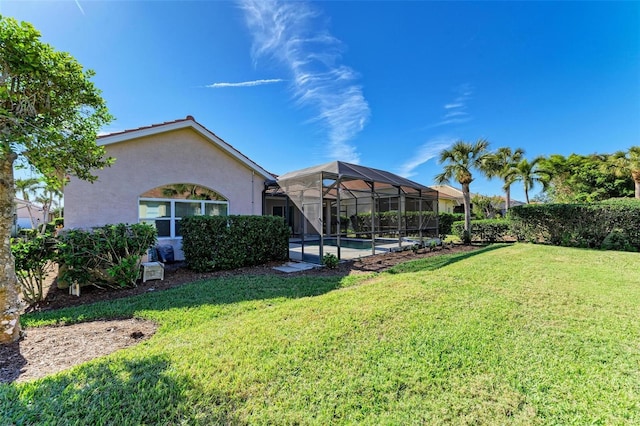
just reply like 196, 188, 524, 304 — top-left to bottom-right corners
602, 228, 637, 252
11, 232, 56, 304
322, 253, 339, 269
181, 215, 289, 272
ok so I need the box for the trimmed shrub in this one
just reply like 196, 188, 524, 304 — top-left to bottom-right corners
509, 199, 640, 250
11, 232, 56, 304
322, 253, 339, 269
342, 211, 459, 237
181, 215, 289, 272
452, 219, 512, 243
57, 223, 157, 289
438, 213, 465, 236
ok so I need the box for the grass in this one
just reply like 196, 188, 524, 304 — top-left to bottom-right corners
2, 244, 639, 424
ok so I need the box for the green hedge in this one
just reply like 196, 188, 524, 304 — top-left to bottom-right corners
57, 223, 157, 288
181, 215, 289, 272
509, 198, 640, 251
439, 213, 465, 235
451, 219, 513, 243
340, 211, 459, 236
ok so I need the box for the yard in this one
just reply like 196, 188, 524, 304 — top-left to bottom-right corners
1, 244, 639, 424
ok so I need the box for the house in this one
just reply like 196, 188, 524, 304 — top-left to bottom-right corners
430, 185, 524, 217
64, 116, 275, 260
430, 184, 466, 214
14, 198, 46, 229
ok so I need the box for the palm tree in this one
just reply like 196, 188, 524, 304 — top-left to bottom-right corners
504, 157, 551, 204
607, 146, 640, 199
485, 147, 525, 212
435, 139, 491, 242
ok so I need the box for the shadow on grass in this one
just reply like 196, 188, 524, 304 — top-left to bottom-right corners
24, 273, 350, 326
0, 355, 191, 424
386, 244, 509, 275
24, 245, 509, 326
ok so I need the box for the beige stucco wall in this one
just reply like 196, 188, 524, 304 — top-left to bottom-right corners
438, 199, 455, 214
65, 127, 268, 231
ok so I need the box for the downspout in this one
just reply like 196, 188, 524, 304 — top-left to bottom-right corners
251, 170, 255, 215
262, 182, 268, 218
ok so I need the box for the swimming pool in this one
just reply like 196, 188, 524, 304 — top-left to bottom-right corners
300, 237, 398, 250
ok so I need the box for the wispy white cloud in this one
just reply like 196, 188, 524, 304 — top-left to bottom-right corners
398, 137, 455, 178
238, 0, 370, 163
75, 0, 85, 15
431, 84, 473, 127
206, 79, 284, 88
444, 103, 464, 110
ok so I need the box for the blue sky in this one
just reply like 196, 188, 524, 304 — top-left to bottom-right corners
3, 0, 639, 202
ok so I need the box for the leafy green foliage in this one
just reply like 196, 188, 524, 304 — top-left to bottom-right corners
0, 16, 114, 183
322, 253, 339, 269
57, 224, 157, 288
1, 16, 113, 343
452, 219, 513, 243
345, 211, 458, 238
437, 212, 465, 235
540, 154, 634, 203
504, 157, 551, 203
10, 232, 55, 304
180, 215, 289, 272
509, 199, 640, 250
601, 228, 636, 252
471, 194, 504, 219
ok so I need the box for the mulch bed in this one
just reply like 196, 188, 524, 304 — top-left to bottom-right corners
1, 243, 482, 384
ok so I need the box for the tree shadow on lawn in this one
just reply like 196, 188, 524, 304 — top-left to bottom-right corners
0, 353, 236, 424
25, 273, 351, 326
386, 244, 508, 275
25, 245, 507, 325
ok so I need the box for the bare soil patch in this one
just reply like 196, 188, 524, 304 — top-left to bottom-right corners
2, 244, 481, 384
0, 318, 157, 383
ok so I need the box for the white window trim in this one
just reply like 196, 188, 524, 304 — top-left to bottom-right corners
139, 197, 229, 239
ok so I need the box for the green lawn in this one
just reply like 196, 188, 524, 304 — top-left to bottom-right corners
2, 244, 639, 425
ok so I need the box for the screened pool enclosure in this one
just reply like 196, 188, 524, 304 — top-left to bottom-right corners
267, 161, 439, 263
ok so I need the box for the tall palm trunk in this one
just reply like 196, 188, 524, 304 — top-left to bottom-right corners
504, 185, 511, 212
0, 154, 22, 343
462, 182, 471, 243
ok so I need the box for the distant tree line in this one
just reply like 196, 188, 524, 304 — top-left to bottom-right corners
435, 140, 639, 242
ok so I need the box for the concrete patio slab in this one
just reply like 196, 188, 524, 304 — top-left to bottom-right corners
273, 261, 319, 273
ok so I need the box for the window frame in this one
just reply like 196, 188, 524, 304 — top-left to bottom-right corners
139, 197, 229, 239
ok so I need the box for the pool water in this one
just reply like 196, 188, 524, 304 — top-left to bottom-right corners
302, 238, 397, 250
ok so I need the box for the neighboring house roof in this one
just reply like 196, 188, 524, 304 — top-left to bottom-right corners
98, 116, 275, 180
14, 198, 44, 212
430, 184, 464, 201
430, 186, 526, 208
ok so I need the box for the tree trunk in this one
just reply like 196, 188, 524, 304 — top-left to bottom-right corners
525, 187, 530, 204
504, 185, 511, 213
633, 170, 640, 199
0, 154, 22, 344
462, 182, 471, 244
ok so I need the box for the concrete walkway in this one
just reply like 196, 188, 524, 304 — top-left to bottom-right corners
273, 261, 319, 273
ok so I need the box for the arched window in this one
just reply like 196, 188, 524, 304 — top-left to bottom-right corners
138, 184, 228, 238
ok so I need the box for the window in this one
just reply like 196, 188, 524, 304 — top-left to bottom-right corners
139, 184, 228, 238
